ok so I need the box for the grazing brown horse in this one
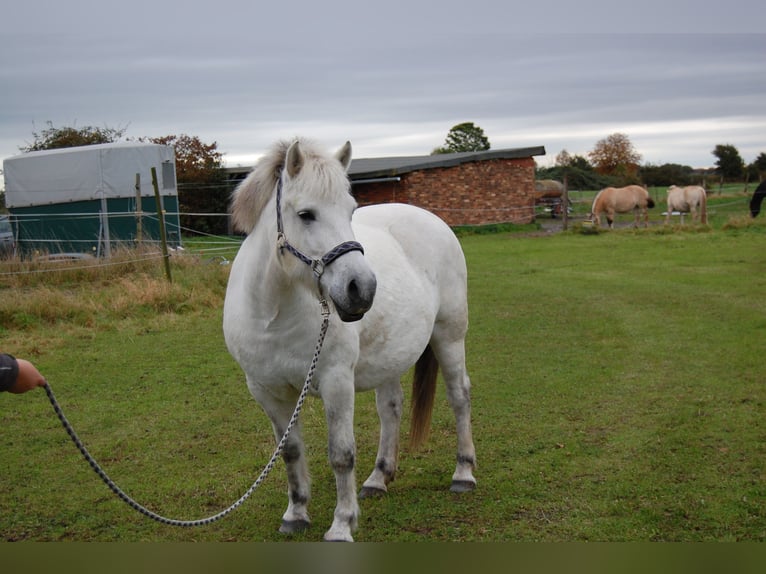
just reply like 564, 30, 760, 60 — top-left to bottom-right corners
665, 185, 707, 224
589, 185, 655, 228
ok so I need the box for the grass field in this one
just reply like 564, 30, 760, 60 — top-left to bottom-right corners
1, 203, 765, 542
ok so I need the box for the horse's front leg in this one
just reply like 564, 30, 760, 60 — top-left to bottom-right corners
251, 384, 312, 534
360, 380, 403, 497
321, 380, 359, 542
277, 420, 312, 534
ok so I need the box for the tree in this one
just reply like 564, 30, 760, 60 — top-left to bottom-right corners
144, 134, 224, 184
432, 122, 490, 154
568, 154, 592, 172
712, 144, 745, 181
20, 121, 127, 151
555, 149, 572, 167
142, 134, 228, 234
588, 133, 642, 182
536, 154, 612, 191
639, 163, 695, 187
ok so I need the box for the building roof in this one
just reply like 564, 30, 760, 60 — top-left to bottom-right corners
223, 145, 547, 182
348, 146, 546, 181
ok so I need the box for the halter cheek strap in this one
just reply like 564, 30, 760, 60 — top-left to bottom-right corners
275, 175, 364, 279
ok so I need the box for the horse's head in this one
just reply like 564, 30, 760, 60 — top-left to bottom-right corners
275, 139, 377, 322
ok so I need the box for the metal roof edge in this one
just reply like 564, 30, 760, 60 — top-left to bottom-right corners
348, 146, 546, 180
3, 141, 171, 162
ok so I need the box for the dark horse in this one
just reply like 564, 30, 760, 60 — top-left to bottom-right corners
750, 180, 766, 218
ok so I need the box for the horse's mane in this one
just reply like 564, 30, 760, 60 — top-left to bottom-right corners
230, 138, 351, 233
229, 140, 291, 233
591, 188, 606, 213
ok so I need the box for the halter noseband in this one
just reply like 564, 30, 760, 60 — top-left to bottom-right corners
275, 173, 364, 279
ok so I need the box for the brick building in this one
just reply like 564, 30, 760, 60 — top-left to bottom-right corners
348, 146, 546, 226
224, 145, 546, 228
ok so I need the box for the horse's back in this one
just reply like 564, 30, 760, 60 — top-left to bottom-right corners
611, 185, 651, 208
353, 203, 466, 284
668, 185, 704, 210
687, 185, 706, 201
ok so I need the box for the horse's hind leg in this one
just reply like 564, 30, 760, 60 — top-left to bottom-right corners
360, 380, 403, 497
430, 325, 477, 493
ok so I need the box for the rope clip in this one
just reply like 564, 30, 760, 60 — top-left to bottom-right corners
319, 298, 331, 318
311, 259, 325, 278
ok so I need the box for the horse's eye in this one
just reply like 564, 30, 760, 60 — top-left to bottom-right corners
298, 210, 316, 223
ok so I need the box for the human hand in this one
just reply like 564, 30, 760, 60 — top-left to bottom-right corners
9, 359, 47, 394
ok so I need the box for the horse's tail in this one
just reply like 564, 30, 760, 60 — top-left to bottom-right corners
699, 188, 708, 224
646, 191, 656, 209
409, 344, 438, 450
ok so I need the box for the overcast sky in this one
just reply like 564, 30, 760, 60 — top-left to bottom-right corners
2, 1, 765, 190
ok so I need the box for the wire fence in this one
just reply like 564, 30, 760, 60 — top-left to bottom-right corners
2, 194, 754, 279
2, 202, 544, 276
0, 210, 243, 278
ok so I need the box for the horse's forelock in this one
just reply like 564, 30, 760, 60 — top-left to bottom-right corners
230, 139, 352, 234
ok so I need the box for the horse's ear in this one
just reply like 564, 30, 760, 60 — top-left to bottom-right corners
285, 140, 305, 178
335, 141, 352, 171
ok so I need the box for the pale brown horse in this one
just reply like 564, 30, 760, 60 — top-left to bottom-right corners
665, 185, 707, 224
590, 185, 655, 228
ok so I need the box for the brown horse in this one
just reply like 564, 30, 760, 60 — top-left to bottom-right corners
590, 185, 655, 228
665, 185, 707, 224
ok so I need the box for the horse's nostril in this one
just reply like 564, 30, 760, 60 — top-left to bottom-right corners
348, 279, 360, 302
346, 276, 375, 311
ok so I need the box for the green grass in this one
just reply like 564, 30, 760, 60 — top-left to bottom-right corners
1, 216, 765, 541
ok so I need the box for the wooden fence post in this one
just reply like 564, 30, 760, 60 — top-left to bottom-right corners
151, 167, 172, 283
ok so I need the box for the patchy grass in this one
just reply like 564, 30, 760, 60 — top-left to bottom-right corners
1, 226, 765, 541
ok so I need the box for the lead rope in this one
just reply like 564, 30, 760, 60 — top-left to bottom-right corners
43, 299, 331, 527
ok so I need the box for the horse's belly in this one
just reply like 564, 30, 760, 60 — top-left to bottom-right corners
352, 262, 438, 391
353, 312, 433, 391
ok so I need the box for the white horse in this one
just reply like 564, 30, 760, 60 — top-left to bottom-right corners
665, 185, 707, 224
223, 138, 476, 542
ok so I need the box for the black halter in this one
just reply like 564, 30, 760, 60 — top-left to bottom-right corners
275, 174, 364, 278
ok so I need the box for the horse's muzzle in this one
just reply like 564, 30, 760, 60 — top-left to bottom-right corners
330, 273, 377, 323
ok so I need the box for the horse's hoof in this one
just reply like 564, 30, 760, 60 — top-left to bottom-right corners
279, 519, 310, 534
359, 486, 387, 499
450, 480, 476, 493
324, 536, 353, 542
323, 530, 354, 542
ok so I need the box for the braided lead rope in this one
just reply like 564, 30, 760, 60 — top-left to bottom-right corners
43, 300, 331, 527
